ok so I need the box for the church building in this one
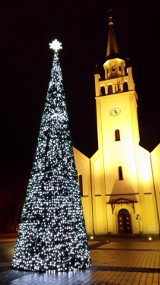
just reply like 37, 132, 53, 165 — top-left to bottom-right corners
73, 14, 160, 236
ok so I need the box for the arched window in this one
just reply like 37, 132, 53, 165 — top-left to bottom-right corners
123, 82, 128, 92
115, 129, 120, 141
101, 86, 105, 95
108, 85, 113, 94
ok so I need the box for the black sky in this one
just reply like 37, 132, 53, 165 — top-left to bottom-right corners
0, 0, 160, 190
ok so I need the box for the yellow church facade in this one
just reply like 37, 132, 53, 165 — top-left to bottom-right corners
73, 15, 160, 236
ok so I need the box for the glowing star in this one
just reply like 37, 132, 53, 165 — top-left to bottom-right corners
49, 39, 62, 52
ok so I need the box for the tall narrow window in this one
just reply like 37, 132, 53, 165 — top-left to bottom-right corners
123, 82, 128, 92
118, 166, 123, 180
115, 129, 120, 141
101, 86, 105, 95
78, 174, 83, 197
108, 85, 113, 94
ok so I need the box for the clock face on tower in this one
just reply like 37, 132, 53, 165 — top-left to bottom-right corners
109, 107, 121, 116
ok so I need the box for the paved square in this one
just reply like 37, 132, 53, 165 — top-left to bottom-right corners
1, 236, 160, 284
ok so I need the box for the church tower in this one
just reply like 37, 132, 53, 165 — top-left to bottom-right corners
73, 13, 160, 236
94, 14, 140, 234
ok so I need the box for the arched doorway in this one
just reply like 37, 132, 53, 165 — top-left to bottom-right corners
118, 208, 132, 234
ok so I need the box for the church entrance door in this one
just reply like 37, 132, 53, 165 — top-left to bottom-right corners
118, 208, 132, 234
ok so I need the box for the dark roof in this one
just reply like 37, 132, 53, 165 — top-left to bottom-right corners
106, 15, 120, 59
107, 179, 137, 204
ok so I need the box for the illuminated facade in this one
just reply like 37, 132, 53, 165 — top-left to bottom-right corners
73, 15, 160, 236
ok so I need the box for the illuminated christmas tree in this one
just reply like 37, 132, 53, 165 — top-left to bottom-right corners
11, 39, 91, 272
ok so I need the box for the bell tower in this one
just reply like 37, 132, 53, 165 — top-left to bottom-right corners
94, 13, 140, 206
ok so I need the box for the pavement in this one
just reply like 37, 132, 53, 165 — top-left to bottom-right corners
0, 234, 160, 284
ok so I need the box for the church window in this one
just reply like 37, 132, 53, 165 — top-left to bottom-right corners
123, 82, 128, 92
118, 166, 123, 180
78, 174, 83, 197
101, 86, 105, 95
115, 129, 120, 141
108, 85, 113, 94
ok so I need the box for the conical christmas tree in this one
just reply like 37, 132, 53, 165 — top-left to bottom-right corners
11, 39, 91, 272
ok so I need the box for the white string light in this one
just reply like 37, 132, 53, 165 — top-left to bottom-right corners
11, 40, 91, 273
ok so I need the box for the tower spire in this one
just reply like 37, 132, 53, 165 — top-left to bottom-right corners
106, 11, 119, 58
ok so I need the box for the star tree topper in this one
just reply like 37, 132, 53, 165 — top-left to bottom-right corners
49, 39, 62, 52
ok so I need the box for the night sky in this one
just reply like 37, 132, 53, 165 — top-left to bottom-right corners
0, 0, 160, 194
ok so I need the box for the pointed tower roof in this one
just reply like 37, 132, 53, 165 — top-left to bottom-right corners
106, 14, 120, 59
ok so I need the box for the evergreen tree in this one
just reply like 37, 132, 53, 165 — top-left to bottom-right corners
11, 39, 91, 272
